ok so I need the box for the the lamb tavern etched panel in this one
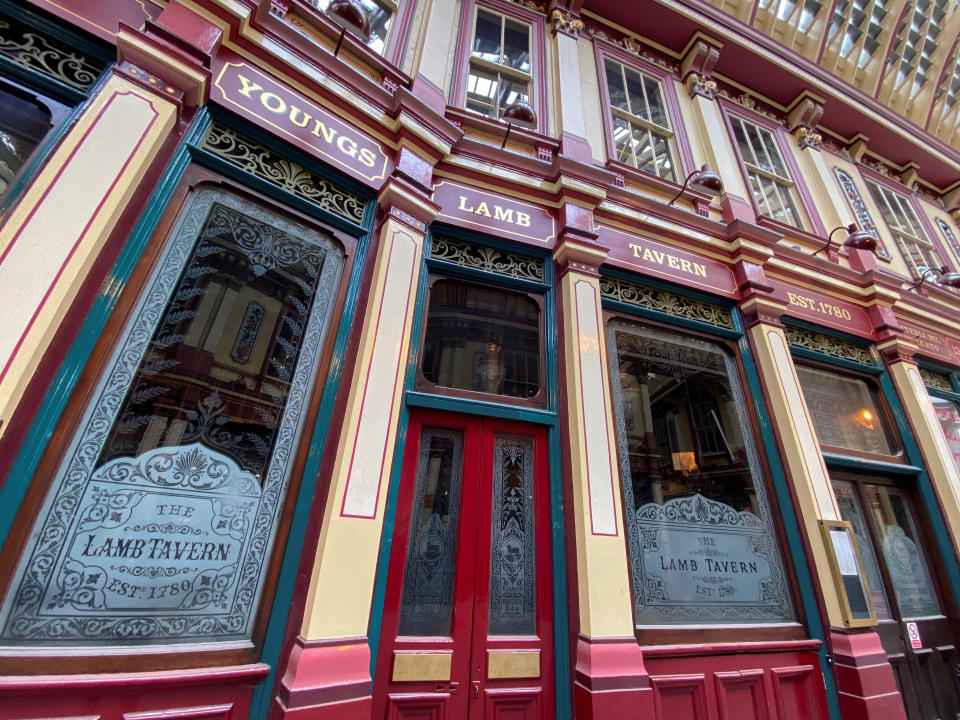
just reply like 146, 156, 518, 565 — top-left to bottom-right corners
0, 187, 344, 643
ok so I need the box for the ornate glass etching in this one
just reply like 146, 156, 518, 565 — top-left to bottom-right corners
833, 480, 891, 619
489, 434, 536, 635
430, 235, 544, 282
864, 485, 941, 618
930, 395, 960, 473
599, 275, 734, 329
0, 187, 344, 644
608, 321, 793, 624
832, 167, 890, 259
398, 429, 465, 636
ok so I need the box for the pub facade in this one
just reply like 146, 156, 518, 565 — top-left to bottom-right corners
1, 1, 960, 719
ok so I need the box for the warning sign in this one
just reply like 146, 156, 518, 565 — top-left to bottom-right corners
907, 621, 922, 649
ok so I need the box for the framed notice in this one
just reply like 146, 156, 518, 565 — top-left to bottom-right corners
820, 520, 877, 627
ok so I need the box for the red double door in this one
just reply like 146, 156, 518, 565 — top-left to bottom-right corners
373, 411, 554, 719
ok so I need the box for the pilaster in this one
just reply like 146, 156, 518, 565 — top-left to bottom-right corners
554, 227, 653, 719
548, 5, 592, 162
272, 174, 438, 720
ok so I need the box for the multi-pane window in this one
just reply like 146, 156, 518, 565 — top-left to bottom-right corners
730, 116, 804, 228
603, 59, 676, 181
866, 181, 944, 276
466, 8, 532, 122
311, 0, 396, 54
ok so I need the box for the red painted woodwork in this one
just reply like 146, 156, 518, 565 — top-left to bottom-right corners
372, 411, 553, 719
831, 630, 907, 720
0, 664, 267, 720
572, 635, 655, 720
432, 180, 558, 247
272, 637, 373, 719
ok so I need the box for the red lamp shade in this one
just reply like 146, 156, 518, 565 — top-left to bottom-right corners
502, 99, 537, 127
328, 0, 370, 39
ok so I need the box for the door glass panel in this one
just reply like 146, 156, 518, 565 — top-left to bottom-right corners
0, 187, 345, 644
833, 480, 892, 619
864, 485, 941, 618
794, 365, 900, 456
398, 429, 465, 636
489, 434, 536, 635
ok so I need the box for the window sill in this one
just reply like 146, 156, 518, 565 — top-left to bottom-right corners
604, 158, 717, 216
634, 622, 810, 647
759, 216, 893, 263
445, 107, 558, 162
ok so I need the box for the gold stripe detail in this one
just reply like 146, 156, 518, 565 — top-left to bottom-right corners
392, 652, 452, 682
487, 650, 540, 679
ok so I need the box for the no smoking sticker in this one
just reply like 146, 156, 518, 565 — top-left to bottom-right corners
907, 621, 922, 649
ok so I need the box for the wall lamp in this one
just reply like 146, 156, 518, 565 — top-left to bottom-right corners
327, 0, 370, 56
908, 265, 960, 291
667, 165, 725, 206
500, 100, 537, 149
811, 224, 877, 257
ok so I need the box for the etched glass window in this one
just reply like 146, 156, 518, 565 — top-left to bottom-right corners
0, 186, 344, 644
930, 395, 960, 473
488, 434, 535, 635
399, 429, 464, 635
604, 58, 676, 181
833, 480, 892, 619
309, 0, 396, 54
421, 280, 540, 399
730, 116, 804, 229
794, 365, 900, 456
0, 81, 58, 198
608, 321, 793, 624
466, 8, 532, 122
864, 485, 941, 618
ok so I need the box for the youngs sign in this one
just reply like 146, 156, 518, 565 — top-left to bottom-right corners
212, 61, 389, 183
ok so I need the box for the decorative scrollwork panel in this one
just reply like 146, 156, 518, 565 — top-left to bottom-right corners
600, 275, 733, 329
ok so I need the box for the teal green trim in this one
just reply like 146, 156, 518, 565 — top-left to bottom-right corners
405, 392, 557, 425
822, 453, 922, 476
878, 372, 960, 612
0, 116, 196, 549
737, 328, 842, 720
248, 183, 374, 720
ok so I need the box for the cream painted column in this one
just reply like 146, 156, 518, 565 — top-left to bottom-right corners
554, 236, 654, 719
883, 341, 960, 550
276, 183, 437, 718
743, 299, 850, 626
555, 239, 633, 638
547, 10, 593, 161
408, 0, 461, 113
0, 73, 178, 438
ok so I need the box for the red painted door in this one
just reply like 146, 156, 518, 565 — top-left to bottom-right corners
373, 410, 553, 720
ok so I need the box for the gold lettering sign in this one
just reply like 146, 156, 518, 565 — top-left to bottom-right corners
213, 62, 389, 183
786, 291, 853, 322
433, 180, 556, 245
628, 242, 707, 278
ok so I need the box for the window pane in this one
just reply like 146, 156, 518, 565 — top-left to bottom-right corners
473, 9, 503, 63
651, 132, 676, 182
0, 187, 344, 644
624, 68, 649, 121
644, 76, 669, 128
503, 17, 531, 73
488, 434, 536, 635
612, 115, 634, 164
399, 429, 464, 635
833, 480, 892, 619
422, 280, 540, 399
605, 61, 628, 112
931, 395, 960, 472
0, 84, 54, 197
466, 64, 500, 118
609, 322, 794, 624
795, 365, 900, 455
863, 485, 941, 618
310, 0, 393, 53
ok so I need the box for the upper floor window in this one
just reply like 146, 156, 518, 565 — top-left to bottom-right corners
730, 116, 804, 229
602, 58, 676, 182
866, 180, 944, 276
310, 0, 396, 54
466, 7, 532, 122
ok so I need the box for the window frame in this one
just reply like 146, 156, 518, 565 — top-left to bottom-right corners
862, 170, 953, 282
594, 46, 693, 188
450, 0, 548, 135
0, 163, 358, 674
301, 0, 409, 62
416, 229, 550, 410
722, 105, 820, 234
603, 303, 806, 643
